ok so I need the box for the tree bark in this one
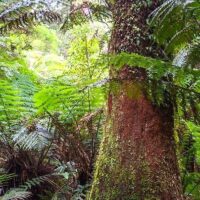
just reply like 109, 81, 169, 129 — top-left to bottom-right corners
88, 1, 184, 199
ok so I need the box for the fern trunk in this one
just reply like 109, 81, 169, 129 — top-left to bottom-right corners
88, 1, 184, 199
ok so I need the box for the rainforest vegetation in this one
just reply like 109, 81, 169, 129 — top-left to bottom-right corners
0, 0, 200, 199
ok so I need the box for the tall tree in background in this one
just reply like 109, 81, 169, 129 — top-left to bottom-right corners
89, 1, 184, 199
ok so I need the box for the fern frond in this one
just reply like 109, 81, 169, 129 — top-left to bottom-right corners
0, 80, 24, 128
13, 124, 51, 150
61, 2, 110, 30
173, 48, 189, 67
150, 0, 200, 53
0, 173, 16, 185
186, 38, 200, 68
150, 0, 175, 24
0, 10, 61, 34
173, 37, 200, 68
0, 0, 37, 22
0, 188, 32, 200
0, 0, 61, 34
166, 24, 197, 52
110, 52, 200, 94
34, 84, 87, 122
20, 174, 55, 191
13, 72, 37, 114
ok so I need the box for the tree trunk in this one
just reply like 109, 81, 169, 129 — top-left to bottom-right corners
88, 1, 184, 199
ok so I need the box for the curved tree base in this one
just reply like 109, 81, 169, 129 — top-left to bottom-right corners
88, 79, 184, 200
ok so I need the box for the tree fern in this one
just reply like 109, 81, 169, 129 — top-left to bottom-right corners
150, 0, 200, 68
34, 24, 107, 123
0, 0, 111, 34
0, 0, 61, 34
150, 0, 200, 50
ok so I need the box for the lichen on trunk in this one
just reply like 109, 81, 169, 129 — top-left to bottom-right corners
88, 1, 184, 199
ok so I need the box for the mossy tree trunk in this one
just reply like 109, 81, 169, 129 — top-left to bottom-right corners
88, 1, 184, 199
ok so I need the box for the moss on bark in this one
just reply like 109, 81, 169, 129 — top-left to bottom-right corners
88, 1, 184, 199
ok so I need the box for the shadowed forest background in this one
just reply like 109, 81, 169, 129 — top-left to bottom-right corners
0, 0, 200, 199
